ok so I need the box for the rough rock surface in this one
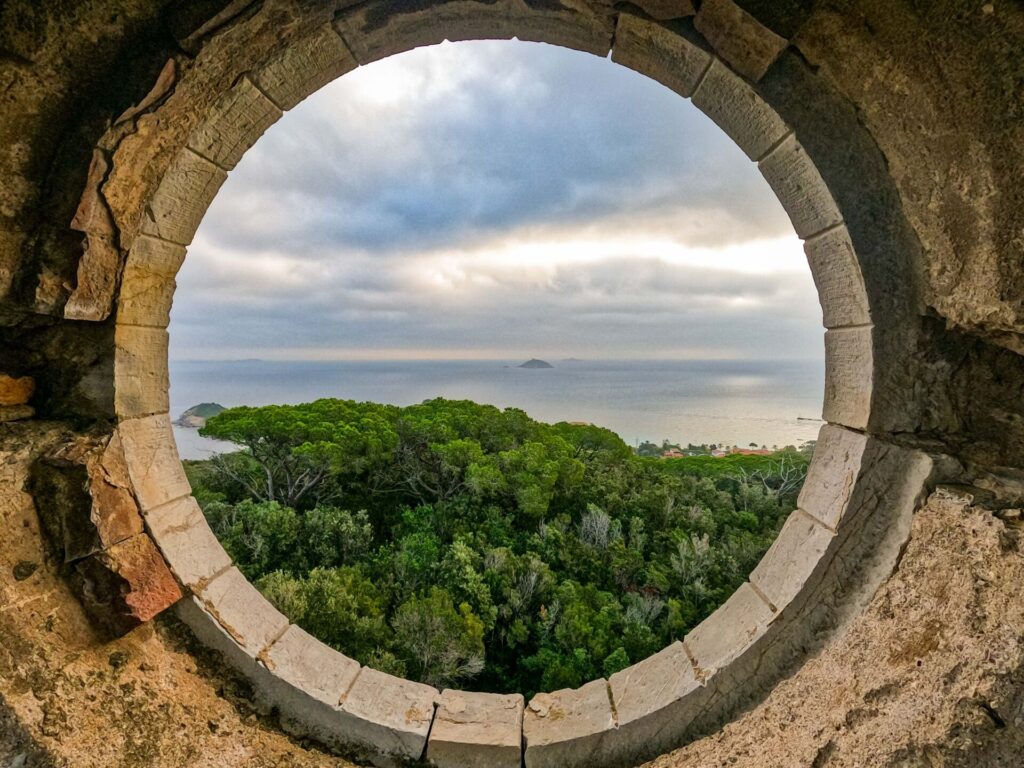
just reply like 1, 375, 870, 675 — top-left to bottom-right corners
647, 489, 1024, 767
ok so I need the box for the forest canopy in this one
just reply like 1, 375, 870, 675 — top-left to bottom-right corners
189, 398, 809, 696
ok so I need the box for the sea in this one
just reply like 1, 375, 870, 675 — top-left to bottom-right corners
170, 358, 825, 460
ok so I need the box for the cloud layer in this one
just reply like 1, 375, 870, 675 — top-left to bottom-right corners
170, 40, 823, 361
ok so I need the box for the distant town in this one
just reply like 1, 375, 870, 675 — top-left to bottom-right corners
634, 438, 816, 460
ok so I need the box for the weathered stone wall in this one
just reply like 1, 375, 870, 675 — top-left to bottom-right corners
1, 1, 1022, 766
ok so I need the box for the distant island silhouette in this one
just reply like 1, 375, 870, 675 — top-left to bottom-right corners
518, 358, 554, 369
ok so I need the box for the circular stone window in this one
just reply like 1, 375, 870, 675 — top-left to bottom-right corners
106, 5, 937, 768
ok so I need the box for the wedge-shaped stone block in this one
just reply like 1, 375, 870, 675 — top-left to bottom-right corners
612, 13, 711, 98
187, 76, 281, 170
510, 5, 614, 58
631, 0, 695, 20
254, 24, 358, 110
759, 134, 843, 239
114, 325, 169, 418
339, 666, 438, 762
177, 595, 275, 680
196, 566, 288, 656
144, 495, 231, 590
336, 1, 514, 64
604, 642, 709, 765
823, 326, 873, 430
524, 678, 616, 768
427, 689, 524, 768
140, 149, 226, 246
685, 582, 774, 674
263, 624, 360, 706
118, 414, 191, 511
694, 0, 786, 82
117, 236, 185, 328
804, 225, 871, 329
750, 509, 835, 609
797, 424, 867, 530
691, 57, 790, 161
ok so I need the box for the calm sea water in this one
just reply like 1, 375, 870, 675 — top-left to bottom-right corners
170, 359, 825, 460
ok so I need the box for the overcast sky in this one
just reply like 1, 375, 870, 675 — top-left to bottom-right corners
169, 40, 823, 362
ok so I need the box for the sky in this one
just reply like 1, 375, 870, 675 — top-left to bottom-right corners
169, 40, 823, 362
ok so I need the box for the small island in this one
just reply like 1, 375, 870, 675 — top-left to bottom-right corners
174, 402, 225, 428
517, 358, 554, 369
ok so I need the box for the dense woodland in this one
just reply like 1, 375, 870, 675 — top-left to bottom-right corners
187, 398, 809, 696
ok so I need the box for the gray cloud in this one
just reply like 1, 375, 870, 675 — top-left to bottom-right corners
171, 40, 821, 362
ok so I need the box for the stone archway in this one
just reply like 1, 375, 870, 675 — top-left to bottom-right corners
1, 2, 1022, 767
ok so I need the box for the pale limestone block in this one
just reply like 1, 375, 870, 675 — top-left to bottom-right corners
750, 509, 835, 609
427, 689, 524, 768
118, 414, 190, 511
804, 224, 872, 329
523, 678, 616, 768
823, 326, 873, 430
759, 134, 843, 239
336, 1, 514, 64
263, 624, 360, 706
604, 642, 709, 765
691, 57, 790, 161
684, 582, 774, 674
254, 24, 358, 110
196, 566, 288, 656
114, 325, 168, 418
339, 666, 438, 762
117, 235, 185, 328
143, 495, 231, 590
693, 0, 786, 82
797, 424, 867, 530
509, 4, 614, 58
140, 149, 226, 246
187, 76, 281, 170
176, 595, 274, 679
611, 13, 711, 98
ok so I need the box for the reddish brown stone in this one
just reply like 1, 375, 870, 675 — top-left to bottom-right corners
73, 533, 182, 635
0, 374, 35, 405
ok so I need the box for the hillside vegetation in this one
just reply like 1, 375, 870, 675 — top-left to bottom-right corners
186, 398, 808, 696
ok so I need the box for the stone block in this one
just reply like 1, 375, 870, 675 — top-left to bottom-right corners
117, 235, 186, 328
759, 133, 843, 239
823, 326, 873, 430
750, 509, 835, 609
339, 666, 438, 762
195, 566, 289, 656
139, 149, 226, 246
187, 76, 281, 170
144, 495, 231, 590
263, 624, 360, 706
694, 0, 786, 82
0, 405, 34, 422
523, 678, 616, 768
691, 57, 790, 161
604, 642, 709, 765
336, 1, 514, 64
510, 4, 614, 58
176, 595, 274, 679
684, 582, 774, 675
804, 224, 871, 329
72, 532, 182, 635
254, 24, 358, 110
0, 374, 34, 406
630, 0, 695, 20
64, 233, 120, 322
30, 432, 144, 563
796, 424, 867, 530
114, 325, 169, 419
118, 414, 191, 511
427, 689, 524, 768
611, 13, 711, 98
